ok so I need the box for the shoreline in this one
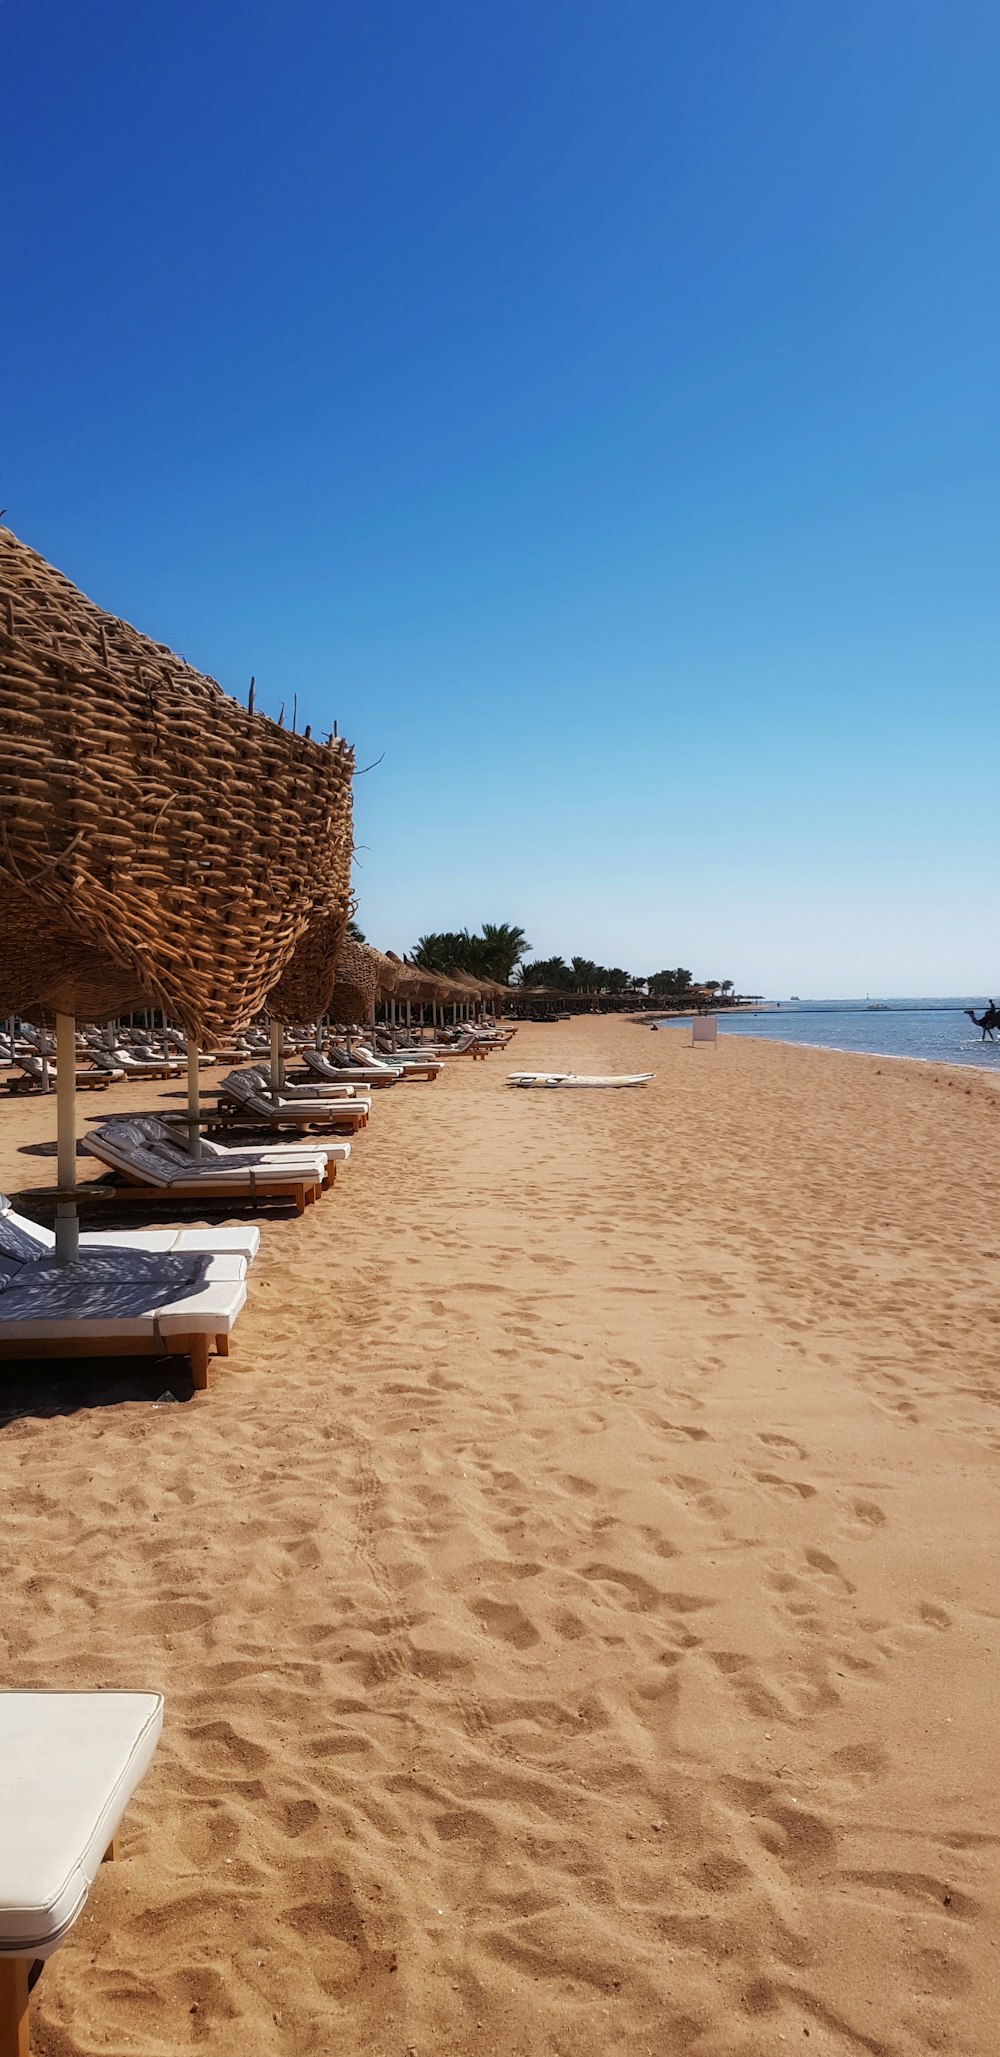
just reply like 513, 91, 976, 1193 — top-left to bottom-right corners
649, 1014, 1000, 1079
1, 1017, 998, 2053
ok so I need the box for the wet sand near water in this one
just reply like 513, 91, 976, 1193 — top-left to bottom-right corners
0, 1018, 998, 2055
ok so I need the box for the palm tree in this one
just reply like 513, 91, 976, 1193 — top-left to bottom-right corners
520, 956, 571, 989
479, 923, 531, 982
411, 924, 530, 983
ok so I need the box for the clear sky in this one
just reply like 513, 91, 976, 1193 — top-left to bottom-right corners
5, 2, 999, 996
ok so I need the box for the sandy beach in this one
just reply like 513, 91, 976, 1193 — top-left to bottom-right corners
1, 1015, 998, 2056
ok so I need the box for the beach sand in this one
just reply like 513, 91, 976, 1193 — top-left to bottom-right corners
1, 1018, 998, 2055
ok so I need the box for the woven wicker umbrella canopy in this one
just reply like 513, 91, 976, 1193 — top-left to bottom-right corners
327, 939, 400, 1025
266, 910, 350, 1025
0, 527, 355, 1043
0, 526, 355, 1256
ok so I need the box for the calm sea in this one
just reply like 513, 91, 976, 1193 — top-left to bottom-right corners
655, 1000, 1000, 1070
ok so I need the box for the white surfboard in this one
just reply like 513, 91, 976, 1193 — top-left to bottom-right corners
506, 1072, 654, 1089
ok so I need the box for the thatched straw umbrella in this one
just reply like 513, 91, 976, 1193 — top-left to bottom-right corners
326, 940, 398, 1029
383, 955, 453, 1032
0, 526, 354, 1251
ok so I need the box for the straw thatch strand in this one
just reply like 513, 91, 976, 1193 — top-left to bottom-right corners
0, 529, 355, 1040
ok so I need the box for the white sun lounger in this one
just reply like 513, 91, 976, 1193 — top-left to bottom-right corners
398, 1030, 489, 1059
218, 1071, 371, 1132
245, 1066, 359, 1099
352, 1044, 442, 1081
0, 1690, 163, 2056
83, 1124, 326, 1214
0, 1254, 247, 1387
13, 1054, 119, 1093
299, 1048, 398, 1089
105, 1115, 351, 1186
109, 1047, 183, 1079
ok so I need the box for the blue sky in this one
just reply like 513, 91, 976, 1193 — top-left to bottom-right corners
5, 2, 999, 996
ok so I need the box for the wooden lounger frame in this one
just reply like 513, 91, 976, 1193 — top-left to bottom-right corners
0, 1835, 122, 2056
0, 1329, 228, 1392
212, 1098, 367, 1133
29, 1171, 325, 1216
110, 1170, 325, 1214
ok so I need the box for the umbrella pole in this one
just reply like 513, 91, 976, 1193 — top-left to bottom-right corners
269, 1019, 284, 1100
55, 1011, 79, 1264
186, 1038, 203, 1159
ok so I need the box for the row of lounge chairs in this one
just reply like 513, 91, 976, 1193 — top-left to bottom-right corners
0, 1018, 515, 1391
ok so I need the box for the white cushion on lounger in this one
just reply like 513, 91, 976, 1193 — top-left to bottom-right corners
225, 1074, 371, 1120
89, 1225, 262, 1260
85, 1127, 323, 1189
0, 1691, 163, 1956
199, 1138, 351, 1168
0, 1264, 247, 1340
242, 1070, 361, 1105
125, 1118, 348, 1175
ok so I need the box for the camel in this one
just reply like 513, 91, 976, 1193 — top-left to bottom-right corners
965, 1002, 1000, 1041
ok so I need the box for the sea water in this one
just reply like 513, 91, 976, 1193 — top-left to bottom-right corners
656, 1001, 1000, 1070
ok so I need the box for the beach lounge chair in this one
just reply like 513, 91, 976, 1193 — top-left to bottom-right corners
351, 1043, 442, 1082
0, 1690, 163, 2057
381, 1028, 489, 1059
216, 1070, 370, 1133
12, 1054, 119, 1094
692, 1016, 718, 1045
308, 1046, 400, 1088
0, 1252, 247, 1387
0, 1193, 260, 1269
86, 1047, 182, 1080
83, 1122, 326, 1214
102, 1114, 351, 1187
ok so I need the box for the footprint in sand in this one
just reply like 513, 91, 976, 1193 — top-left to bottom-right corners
850, 1496, 887, 1529
758, 1432, 810, 1461
918, 1599, 952, 1630
754, 1470, 817, 1500
470, 1597, 540, 1648
803, 1546, 854, 1592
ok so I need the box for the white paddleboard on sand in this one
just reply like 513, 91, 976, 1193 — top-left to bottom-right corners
507, 1072, 654, 1089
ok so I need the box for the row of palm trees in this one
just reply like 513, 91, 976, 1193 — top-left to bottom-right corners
519, 960, 736, 1002
398, 926, 739, 1005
